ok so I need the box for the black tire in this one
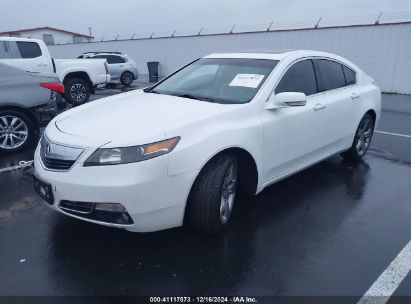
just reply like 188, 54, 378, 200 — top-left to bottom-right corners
64, 78, 91, 105
186, 153, 238, 234
341, 113, 375, 161
0, 110, 35, 154
120, 71, 134, 86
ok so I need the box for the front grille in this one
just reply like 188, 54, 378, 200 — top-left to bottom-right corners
41, 156, 75, 170
39, 135, 84, 171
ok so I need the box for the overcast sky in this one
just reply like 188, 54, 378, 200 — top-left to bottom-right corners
1, 0, 411, 38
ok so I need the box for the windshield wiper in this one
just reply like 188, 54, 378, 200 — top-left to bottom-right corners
170, 93, 215, 103
144, 89, 215, 102
143, 87, 162, 94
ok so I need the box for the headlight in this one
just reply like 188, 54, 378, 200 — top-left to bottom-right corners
84, 137, 180, 167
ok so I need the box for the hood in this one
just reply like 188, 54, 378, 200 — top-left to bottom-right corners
55, 90, 232, 147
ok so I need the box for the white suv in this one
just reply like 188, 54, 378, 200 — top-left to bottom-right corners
78, 52, 139, 86
33, 50, 381, 234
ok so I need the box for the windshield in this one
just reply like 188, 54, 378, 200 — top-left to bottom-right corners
146, 58, 278, 104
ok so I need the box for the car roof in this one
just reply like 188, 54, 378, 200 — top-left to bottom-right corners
204, 50, 334, 61
84, 52, 125, 56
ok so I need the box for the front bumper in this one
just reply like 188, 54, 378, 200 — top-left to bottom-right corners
33, 144, 198, 232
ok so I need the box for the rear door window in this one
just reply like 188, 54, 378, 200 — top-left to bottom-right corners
93, 55, 125, 64
0, 41, 23, 59
107, 55, 125, 64
0, 42, 10, 58
342, 65, 356, 86
315, 59, 346, 91
92, 55, 108, 61
275, 59, 318, 96
16, 41, 42, 58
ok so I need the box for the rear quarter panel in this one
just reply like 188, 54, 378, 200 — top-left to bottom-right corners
55, 59, 107, 84
0, 63, 56, 108
344, 82, 381, 147
354, 64, 382, 127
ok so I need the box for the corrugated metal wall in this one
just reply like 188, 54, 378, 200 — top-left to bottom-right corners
48, 23, 411, 94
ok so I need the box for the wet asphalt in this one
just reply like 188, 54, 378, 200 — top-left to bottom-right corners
0, 91, 411, 300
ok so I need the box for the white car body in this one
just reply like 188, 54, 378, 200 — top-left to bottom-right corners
0, 37, 110, 86
33, 50, 381, 232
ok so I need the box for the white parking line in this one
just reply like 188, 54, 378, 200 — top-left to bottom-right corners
0, 160, 33, 173
357, 240, 411, 304
375, 130, 411, 139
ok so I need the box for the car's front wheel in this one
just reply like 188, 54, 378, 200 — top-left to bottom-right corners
186, 153, 238, 234
342, 113, 375, 161
0, 110, 35, 153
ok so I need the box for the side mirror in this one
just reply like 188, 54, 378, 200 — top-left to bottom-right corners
265, 92, 307, 110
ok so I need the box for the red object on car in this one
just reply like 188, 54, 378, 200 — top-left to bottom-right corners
40, 82, 65, 94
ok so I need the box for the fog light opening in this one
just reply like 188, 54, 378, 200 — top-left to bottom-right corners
59, 201, 134, 225
94, 203, 126, 213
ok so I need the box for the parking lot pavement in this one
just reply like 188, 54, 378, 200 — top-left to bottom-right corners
373, 94, 411, 164
0, 93, 411, 299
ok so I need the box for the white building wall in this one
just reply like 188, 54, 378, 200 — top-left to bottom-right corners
48, 23, 411, 94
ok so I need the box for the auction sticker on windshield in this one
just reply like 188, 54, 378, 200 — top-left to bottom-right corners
229, 74, 265, 88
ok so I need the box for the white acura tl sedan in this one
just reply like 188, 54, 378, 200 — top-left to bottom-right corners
33, 50, 381, 234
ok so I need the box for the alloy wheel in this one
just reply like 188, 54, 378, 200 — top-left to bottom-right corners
0, 115, 29, 150
220, 162, 238, 224
70, 83, 87, 103
121, 72, 133, 86
355, 116, 373, 156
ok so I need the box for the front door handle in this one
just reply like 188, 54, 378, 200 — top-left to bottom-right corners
351, 93, 360, 100
313, 103, 326, 111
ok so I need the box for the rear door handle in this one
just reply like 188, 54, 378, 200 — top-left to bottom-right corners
351, 93, 360, 100
313, 103, 326, 111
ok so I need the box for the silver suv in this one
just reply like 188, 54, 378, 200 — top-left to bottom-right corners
78, 52, 138, 86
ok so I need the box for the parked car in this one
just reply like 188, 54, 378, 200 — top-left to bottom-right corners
0, 37, 110, 105
0, 62, 64, 153
78, 52, 139, 86
33, 50, 381, 234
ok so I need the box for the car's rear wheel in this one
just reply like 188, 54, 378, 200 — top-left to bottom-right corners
120, 71, 134, 86
186, 153, 238, 234
342, 113, 375, 161
0, 110, 35, 153
64, 78, 91, 105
